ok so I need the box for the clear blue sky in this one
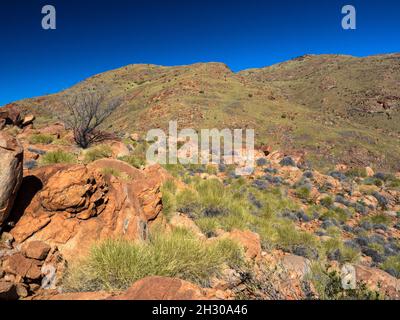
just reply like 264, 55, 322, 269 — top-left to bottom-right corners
1, 0, 399, 106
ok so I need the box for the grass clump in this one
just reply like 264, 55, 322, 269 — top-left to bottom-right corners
369, 214, 392, 226
381, 256, 400, 278
40, 150, 76, 165
84, 145, 113, 163
62, 227, 244, 292
29, 134, 55, 145
160, 180, 178, 220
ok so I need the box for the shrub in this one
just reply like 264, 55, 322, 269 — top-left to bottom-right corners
320, 196, 334, 208
295, 186, 311, 201
40, 150, 76, 165
369, 214, 391, 226
346, 167, 367, 178
29, 134, 55, 145
84, 145, 113, 163
274, 222, 318, 257
101, 167, 122, 178
381, 256, 400, 278
62, 228, 244, 291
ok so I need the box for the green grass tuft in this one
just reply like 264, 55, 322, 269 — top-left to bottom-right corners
40, 150, 77, 165
62, 227, 244, 292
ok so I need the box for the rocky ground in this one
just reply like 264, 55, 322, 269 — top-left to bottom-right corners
0, 106, 399, 300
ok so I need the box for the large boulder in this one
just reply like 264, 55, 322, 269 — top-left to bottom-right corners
0, 105, 22, 127
111, 276, 208, 300
354, 265, 400, 299
0, 132, 23, 226
9, 162, 170, 260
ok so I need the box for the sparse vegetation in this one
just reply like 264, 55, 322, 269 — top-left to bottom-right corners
39, 150, 76, 165
83, 145, 113, 163
63, 227, 244, 292
62, 86, 121, 149
29, 134, 55, 145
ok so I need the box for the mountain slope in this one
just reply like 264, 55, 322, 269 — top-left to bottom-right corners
9, 54, 400, 172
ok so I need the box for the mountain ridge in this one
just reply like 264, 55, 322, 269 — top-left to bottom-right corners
7, 53, 400, 172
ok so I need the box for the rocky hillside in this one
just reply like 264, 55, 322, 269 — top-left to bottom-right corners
0, 112, 399, 300
7, 54, 400, 172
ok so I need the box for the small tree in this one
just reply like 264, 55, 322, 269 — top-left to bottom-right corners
63, 87, 121, 148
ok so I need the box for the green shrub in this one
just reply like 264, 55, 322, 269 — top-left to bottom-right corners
119, 155, 146, 169
381, 256, 400, 278
62, 228, 244, 292
346, 167, 367, 178
320, 196, 334, 208
40, 150, 76, 165
295, 186, 311, 201
29, 134, 55, 145
323, 238, 360, 263
369, 214, 391, 225
274, 222, 318, 254
101, 167, 122, 178
84, 145, 113, 163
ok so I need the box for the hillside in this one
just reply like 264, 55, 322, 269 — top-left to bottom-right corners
9, 54, 400, 172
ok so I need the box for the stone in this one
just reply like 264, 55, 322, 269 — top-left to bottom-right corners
110, 276, 208, 300
22, 115, 35, 127
0, 132, 23, 226
280, 254, 311, 279
2, 253, 42, 280
22, 241, 51, 260
365, 167, 374, 177
32, 291, 113, 300
0, 281, 19, 301
11, 163, 169, 260
169, 214, 205, 239
224, 229, 261, 260
15, 283, 29, 298
354, 264, 400, 299
0, 105, 22, 127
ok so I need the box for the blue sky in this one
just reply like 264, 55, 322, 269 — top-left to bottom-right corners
0, 0, 399, 106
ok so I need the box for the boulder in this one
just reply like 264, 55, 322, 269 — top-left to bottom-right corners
223, 229, 261, 260
31, 291, 113, 300
280, 254, 311, 279
2, 253, 42, 280
10, 163, 169, 260
111, 276, 208, 300
354, 265, 400, 299
0, 132, 23, 226
22, 115, 35, 127
365, 166, 375, 177
0, 281, 19, 301
22, 241, 51, 260
0, 105, 22, 127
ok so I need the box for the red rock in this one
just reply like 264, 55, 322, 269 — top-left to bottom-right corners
2, 253, 42, 280
22, 241, 51, 260
0, 105, 22, 127
281, 254, 311, 279
354, 265, 400, 299
22, 115, 35, 127
111, 276, 208, 300
0, 281, 19, 301
224, 229, 261, 260
32, 291, 113, 300
11, 163, 170, 260
0, 132, 23, 226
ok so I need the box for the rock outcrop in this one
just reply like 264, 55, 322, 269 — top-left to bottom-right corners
0, 132, 23, 226
9, 162, 169, 259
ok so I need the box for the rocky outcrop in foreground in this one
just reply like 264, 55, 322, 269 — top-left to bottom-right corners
0, 132, 23, 226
